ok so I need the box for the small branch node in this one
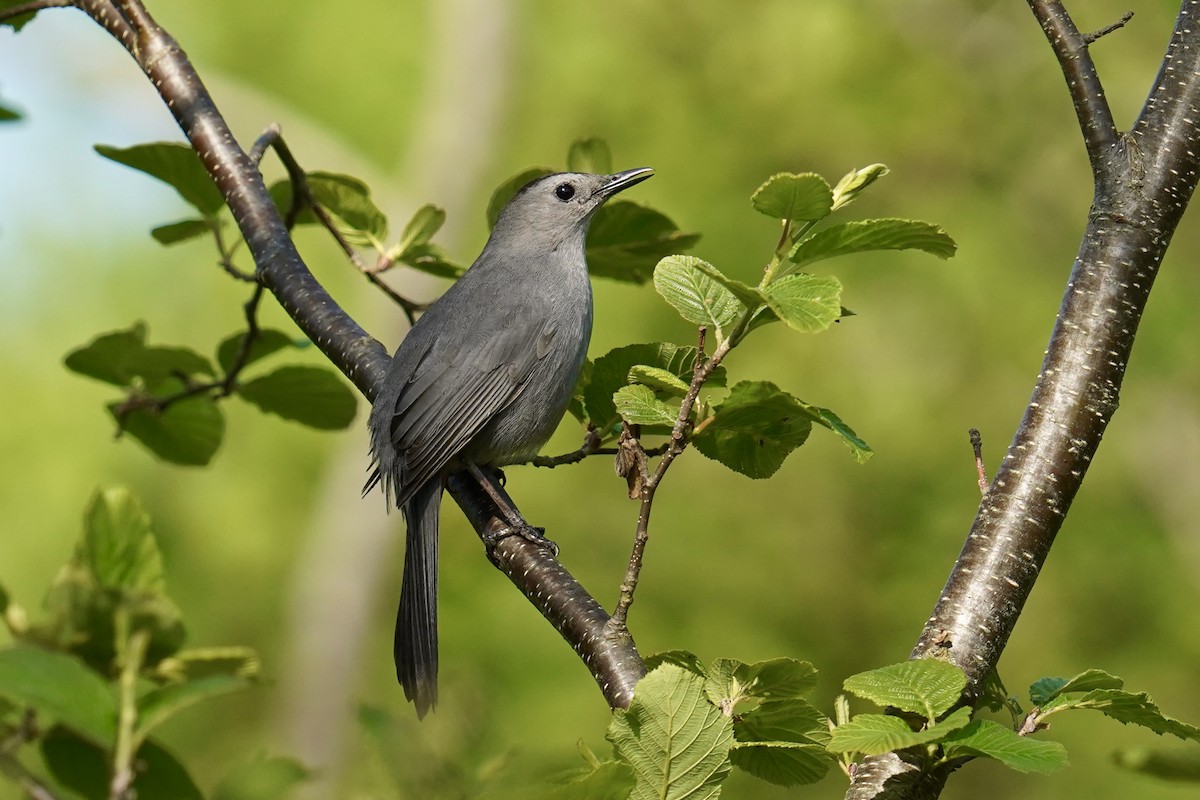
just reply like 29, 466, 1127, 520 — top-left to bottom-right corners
969, 428, 988, 496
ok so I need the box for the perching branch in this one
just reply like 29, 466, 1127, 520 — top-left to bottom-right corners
53, 0, 645, 710
848, 4, 1200, 798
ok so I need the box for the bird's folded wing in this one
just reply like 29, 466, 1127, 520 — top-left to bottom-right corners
384, 315, 554, 505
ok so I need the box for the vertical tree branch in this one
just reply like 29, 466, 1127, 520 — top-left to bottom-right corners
848, 3, 1200, 798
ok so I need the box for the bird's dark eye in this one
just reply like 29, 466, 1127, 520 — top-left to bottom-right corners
554, 183, 575, 201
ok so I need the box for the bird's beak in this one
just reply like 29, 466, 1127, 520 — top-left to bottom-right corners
597, 167, 655, 198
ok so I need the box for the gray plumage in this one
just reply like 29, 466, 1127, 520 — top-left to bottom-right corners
366, 168, 654, 717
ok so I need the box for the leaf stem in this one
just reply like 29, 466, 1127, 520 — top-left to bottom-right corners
110, 626, 150, 800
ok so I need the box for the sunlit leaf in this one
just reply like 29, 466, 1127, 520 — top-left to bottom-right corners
608, 664, 733, 800
762, 273, 842, 333
942, 719, 1068, 774
788, 218, 956, 268
613, 385, 678, 427
653, 255, 743, 338
843, 660, 968, 719
830, 164, 889, 211
826, 707, 972, 756
751, 173, 832, 222
692, 381, 813, 478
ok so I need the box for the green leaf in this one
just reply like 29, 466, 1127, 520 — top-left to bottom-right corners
1042, 689, 1200, 741
587, 201, 702, 284
42, 726, 204, 800
81, 486, 165, 592
788, 219, 957, 268
830, 164, 889, 211
614, 385, 678, 427
397, 241, 464, 278
543, 759, 635, 800
584, 344, 723, 434
213, 756, 312, 800
941, 719, 1068, 774
0, 100, 20, 121
305, 172, 388, 247
237, 366, 357, 430
842, 660, 968, 720
826, 707, 972, 757
1113, 747, 1200, 782
216, 329, 298, 374
1029, 677, 1068, 707
643, 650, 709, 679
1048, 668, 1125, 698
737, 658, 819, 700
568, 138, 613, 174
152, 646, 261, 683
798, 403, 873, 463
736, 699, 830, 747
151, 218, 211, 245
762, 273, 843, 333
692, 381, 813, 479
607, 663, 733, 800
137, 674, 253, 744
95, 142, 225, 215
703, 658, 743, 708
66, 323, 215, 386
395, 204, 446, 257
687, 259, 764, 309
730, 742, 832, 787
653, 256, 744, 339
0, 647, 116, 743
109, 388, 225, 466
628, 366, 690, 396
751, 173, 833, 222
488, 167, 553, 229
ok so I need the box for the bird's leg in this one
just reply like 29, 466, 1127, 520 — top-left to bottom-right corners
466, 462, 559, 555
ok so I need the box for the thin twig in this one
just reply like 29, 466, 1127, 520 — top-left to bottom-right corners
611, 325, 732, 629
211, 220, 256, 281
1083, 11, 1134, 45
1026, 0, 1120, 173
252, 126, 425, 325
111, 284, 266, 425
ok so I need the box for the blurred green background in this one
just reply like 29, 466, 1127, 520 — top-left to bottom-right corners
3, 1, 1200, 798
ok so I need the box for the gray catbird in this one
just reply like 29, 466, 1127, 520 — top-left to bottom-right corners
366, 168, 654, 717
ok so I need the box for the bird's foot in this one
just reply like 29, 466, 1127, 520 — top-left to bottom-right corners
484, 522, 559, 556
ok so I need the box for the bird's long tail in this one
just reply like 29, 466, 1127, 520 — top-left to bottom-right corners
396, 479, 442, 718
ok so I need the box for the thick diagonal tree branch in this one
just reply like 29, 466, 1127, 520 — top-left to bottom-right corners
54, 0, 644, 710
847, 3, 1200, 797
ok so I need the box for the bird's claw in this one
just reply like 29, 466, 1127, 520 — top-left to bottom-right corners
484, 522, 559, 556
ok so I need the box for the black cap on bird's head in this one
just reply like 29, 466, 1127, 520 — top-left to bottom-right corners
490, 168, 655, 248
